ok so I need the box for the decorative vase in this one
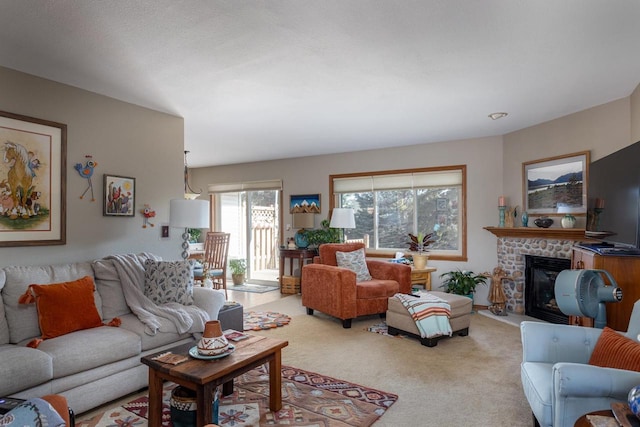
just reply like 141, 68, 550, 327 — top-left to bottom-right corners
561, 214, 576, 229
629, 385, 640, 419
197, 320, 229, 356
521, 211, 529, 227
294, 230, 309, 248
412, 253, 429, 269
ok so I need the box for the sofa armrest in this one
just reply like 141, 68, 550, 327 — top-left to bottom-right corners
366, 261, 412, 293
301, 264, 357, 319
521, 321, 602, 364
193, 287, 226, 320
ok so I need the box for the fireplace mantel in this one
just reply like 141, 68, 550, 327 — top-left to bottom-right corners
484, 226, 588, 241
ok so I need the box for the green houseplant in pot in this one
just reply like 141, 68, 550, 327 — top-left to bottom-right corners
229, 258, 246, 285
187, 228, 202, 243
407, 232, 435, 269
439, 269, 487, 298
303, 219, 341, 247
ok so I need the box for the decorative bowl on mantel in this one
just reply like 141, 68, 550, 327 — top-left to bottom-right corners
534, 217, 554, 228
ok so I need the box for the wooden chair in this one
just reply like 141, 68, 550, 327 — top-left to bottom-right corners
202, 232, 230, 298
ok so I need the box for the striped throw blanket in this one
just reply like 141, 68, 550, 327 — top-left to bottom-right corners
394, 293, 452, 338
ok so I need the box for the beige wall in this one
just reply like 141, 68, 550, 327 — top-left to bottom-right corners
0, 66, 185, 267
3, 63, 639, 300
502, 97, 632, 229
631, 83, 640, 143
191, 136, 504, 303
192, 82, 640, 303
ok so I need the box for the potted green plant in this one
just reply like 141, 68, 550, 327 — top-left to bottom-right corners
439, 269, 487, 298
187, 228, 202, 243
229, 258, 246, 285
407, 232, 435, 269
303, 219, 341, 247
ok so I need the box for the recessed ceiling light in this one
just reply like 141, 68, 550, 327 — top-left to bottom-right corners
488, 112, 508, 120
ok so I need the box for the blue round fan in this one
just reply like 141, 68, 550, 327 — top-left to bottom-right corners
554, 269, 622, 328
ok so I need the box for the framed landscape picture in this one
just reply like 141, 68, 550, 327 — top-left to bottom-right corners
522, 151, 590, 215
0, 110, 67, 247
103, 174, 135, 216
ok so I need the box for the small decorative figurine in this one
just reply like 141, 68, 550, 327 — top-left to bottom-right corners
74, 155, 97, 201
141, 204, 156, 228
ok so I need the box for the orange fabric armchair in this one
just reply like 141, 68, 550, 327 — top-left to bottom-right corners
301, 243, 411, 328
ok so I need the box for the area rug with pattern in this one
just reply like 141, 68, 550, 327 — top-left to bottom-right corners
229, 283, 280, 293
76, 365, 398, 427
243, 311, 291, 331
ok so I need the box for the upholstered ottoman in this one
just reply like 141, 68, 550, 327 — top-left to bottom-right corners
386, 291, 472, 347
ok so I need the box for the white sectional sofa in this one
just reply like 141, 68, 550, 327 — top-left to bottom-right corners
0, 254, 226, 415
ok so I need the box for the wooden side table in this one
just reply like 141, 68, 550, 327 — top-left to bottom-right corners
411, 266, 437, 290
279, 248, 317, 287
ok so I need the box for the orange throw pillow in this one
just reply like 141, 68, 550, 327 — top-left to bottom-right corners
588, 326, 640, 371
19, 276, 105, 342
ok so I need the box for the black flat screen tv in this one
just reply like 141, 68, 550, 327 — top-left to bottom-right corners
588, 140, 640, 248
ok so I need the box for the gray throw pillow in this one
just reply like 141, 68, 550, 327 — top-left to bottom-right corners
144, 260, 195, 305
336, 248, 372, 282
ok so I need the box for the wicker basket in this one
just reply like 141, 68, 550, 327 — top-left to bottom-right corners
281, 275, 301, 294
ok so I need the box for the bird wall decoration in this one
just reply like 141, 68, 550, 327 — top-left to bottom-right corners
74, 155, 97, 201
141, 204, 156, 228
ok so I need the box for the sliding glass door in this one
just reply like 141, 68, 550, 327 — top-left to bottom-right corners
217, 190, 280, 283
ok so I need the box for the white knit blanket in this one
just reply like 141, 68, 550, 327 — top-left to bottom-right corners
104, 253, 209, 336
394, 292, 452, 338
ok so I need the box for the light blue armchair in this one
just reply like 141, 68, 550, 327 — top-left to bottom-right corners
520, 300, 640, 427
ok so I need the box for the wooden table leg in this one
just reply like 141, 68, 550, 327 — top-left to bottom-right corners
279, 256, 284, 285
222, 379, 234, 396
196, 384, 216, 427
147, 369, 163, 427
268, 350, 283, 412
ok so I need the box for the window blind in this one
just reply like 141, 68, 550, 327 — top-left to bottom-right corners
208, 179, 282, 193
333, 170, 462, 192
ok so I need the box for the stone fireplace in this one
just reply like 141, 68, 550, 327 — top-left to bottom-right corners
485, 227, 585, 316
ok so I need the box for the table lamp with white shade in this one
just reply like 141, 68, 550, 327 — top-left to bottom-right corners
170, 199, 210, 259
329, 208, 355, 242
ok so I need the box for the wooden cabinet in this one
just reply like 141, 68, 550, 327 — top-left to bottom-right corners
571, 247, 640, 331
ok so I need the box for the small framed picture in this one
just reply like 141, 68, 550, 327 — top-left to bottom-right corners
290, 194, 321, 214
436, 198, 448, 211
103, 174, 135, 217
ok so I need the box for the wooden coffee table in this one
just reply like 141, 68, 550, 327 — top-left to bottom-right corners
141, 335, 288, 427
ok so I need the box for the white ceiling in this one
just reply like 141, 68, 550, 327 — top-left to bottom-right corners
1, 1, 640, 167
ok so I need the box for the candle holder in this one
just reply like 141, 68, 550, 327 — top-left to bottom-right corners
498, 206, 506, 228
587, 208, 604, 231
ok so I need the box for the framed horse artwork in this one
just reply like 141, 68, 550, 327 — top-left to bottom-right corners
0, 110, 67, 247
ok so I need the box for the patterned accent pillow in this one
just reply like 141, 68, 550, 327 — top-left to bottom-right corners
0, 398, 66, 427
144, 260, 196, 306
336, 248, 372, 282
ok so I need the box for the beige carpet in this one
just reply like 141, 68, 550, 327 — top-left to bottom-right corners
247, 295, 531, 426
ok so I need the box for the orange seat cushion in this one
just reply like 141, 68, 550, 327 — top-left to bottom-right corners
356, 279, 400, 299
